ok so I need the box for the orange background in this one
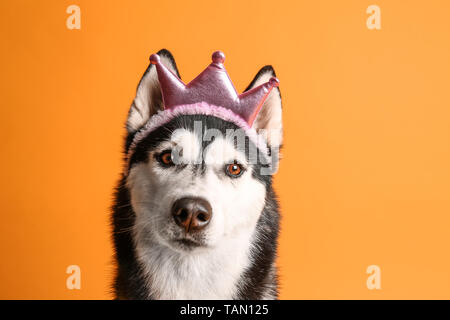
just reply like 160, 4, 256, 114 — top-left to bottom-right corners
1, 0, 450, 299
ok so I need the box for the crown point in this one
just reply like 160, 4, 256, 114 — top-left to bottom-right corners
150, 53, 160, 64
212, 51, 225, 64
269, 77, 280, 88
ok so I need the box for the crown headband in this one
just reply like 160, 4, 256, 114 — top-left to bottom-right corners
150, 51, 279, 126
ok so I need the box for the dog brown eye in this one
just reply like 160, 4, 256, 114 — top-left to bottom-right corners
158, 150, 174, 166
226, 163, 243, 177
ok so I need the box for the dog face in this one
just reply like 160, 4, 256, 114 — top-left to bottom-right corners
126, 50, 283, 256
128, 117, 271, 253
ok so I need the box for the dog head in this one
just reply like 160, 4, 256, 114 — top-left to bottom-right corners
125, 49, 282, 253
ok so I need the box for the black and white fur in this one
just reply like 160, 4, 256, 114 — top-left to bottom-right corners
111, 49, 283, 300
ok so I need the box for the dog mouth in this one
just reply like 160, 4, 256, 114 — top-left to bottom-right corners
173, 238, 203, 248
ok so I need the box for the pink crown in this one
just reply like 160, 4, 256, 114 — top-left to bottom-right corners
150, 51, 279, 126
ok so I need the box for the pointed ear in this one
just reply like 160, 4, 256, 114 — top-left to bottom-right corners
126, 49, 180, 133
245, 66, 283, 148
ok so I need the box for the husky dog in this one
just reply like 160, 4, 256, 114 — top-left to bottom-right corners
111, 49, 283, 300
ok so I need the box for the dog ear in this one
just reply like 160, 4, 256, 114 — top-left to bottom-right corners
126, 49, 180, 133
245, 66, 283, 148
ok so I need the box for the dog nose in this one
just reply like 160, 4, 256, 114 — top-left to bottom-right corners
172, 197, 212, 233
